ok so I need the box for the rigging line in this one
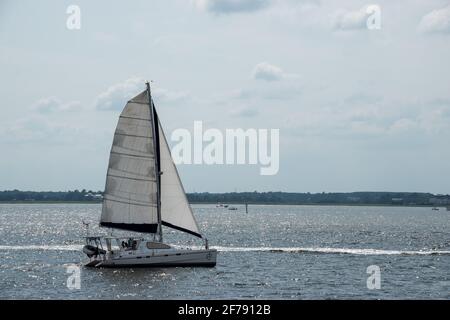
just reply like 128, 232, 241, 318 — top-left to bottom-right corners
162, 221, 202, 238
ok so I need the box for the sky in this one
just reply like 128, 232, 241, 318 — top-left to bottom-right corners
0, 0, 450, 194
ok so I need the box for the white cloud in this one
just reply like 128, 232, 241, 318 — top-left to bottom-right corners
416, 105, 450, 133
95, 77, 145, 111
0, 115, 84, 144
332, 7, 368, 30
31, 97, 81, 113
283, 94, 450, 141
252, 62, 300, 82
194, 0, 270, 14
418, 5, 450, 34
95, 77, 190, 110
153, 88, 190, 104
252, 62, 293, 81
389, 118, 417, 133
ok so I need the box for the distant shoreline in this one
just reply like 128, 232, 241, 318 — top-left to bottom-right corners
0, 201, 102, 204
1, 190, 449, 207
0, 200, 447, 208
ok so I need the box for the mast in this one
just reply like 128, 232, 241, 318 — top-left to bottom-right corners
146, 81, 163, 242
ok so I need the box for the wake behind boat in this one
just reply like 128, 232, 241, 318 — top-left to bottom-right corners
82, 82, 217, 268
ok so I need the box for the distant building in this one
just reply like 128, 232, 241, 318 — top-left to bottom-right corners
84, 193, 103, 200
391, 198, 404, 204
429, 197, 450, 205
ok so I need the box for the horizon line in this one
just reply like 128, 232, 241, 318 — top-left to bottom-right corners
1, 189, 449, 196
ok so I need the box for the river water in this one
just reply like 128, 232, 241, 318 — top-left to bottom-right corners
0, 203, 448, 299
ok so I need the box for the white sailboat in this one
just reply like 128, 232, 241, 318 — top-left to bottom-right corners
83, 82, 217, 268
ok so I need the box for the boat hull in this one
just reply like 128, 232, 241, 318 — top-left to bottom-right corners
85, 249, 217, 268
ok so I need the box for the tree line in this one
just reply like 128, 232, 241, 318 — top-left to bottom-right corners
0, 190, 103, 202
187, 191, 450, 206
0, 190, 449, 206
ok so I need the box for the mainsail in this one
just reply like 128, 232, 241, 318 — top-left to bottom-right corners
100, 91, 159, 233
100, 86, 202, 238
